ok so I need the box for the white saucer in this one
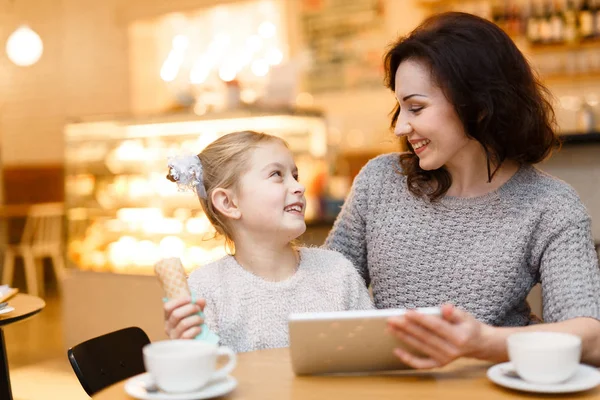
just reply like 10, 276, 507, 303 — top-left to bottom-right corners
487, 362, 600, 394
124, 373, 237, 400
0, 306, 15, 315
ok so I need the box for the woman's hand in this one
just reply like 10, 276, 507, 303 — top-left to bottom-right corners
387, 304, 487, 369
163, 296, 206, 339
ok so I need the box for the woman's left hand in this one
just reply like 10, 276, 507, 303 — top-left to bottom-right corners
387, 304, 486, 369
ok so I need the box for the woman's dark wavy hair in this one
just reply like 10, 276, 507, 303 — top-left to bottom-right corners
383, 12, 560, 201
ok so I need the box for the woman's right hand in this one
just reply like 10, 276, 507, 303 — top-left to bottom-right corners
163, 296, 206, 339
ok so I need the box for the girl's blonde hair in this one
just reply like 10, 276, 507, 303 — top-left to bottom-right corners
167, 130, 288, 251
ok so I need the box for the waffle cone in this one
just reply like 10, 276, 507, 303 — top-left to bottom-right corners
154, 257, 191, 299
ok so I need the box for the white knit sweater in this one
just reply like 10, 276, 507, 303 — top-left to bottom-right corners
187, 247, 373, 353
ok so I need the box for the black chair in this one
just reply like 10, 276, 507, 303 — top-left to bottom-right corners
67, 326, 150, 396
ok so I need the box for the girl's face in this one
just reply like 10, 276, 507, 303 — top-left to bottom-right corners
234, 141, 306, 242
393, 59, 481, 171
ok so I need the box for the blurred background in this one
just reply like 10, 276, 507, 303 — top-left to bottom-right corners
0, 0, 599, 398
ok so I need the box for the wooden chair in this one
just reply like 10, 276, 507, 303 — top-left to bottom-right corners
67, 327, 150, 396
1, 202, 66, 297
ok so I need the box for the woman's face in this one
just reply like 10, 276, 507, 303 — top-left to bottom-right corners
393, 59, 480, 171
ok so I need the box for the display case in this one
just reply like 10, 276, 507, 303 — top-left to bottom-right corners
64, 109, 328, 276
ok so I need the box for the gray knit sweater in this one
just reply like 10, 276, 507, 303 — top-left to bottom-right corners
187, 247, 373, 353
325, 153, 600, 326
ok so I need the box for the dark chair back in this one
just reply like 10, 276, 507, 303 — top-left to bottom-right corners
67, 327, 150, 396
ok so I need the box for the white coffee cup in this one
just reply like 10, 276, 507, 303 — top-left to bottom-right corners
507, 332, 582, 385
143, 340, 236, 393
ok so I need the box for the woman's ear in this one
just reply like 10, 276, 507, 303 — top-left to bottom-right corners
211, 188, 241, 220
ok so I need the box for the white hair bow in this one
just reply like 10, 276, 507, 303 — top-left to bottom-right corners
167, 154, 208, 199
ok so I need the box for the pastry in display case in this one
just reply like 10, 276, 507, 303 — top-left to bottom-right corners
64, 109, 328, 275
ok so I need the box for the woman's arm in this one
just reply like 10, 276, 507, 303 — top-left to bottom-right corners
389, 201, 600, 369
388, 306, 600, 368
479, 317, 600, 365
479, 213, 600, 365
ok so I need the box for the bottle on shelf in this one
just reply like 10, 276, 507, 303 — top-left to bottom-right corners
539, 0, 555, 42
550, 0, 566, 43
580, 0, 595, 39
577, 98, 596, 133
563, 0, 580, 43
492, 1, 508, 33
509, 2, 523, 37
527, 0, 542, 43
592, 0, 600, 37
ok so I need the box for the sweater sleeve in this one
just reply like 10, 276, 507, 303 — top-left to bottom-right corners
538, 215, 600, 323
345, 265, 375, 310
187, 270, 220, 334
324, 164, 371, 286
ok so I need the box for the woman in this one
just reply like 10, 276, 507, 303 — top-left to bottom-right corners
325, 12, 600, 368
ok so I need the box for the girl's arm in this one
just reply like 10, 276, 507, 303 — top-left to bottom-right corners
188, 278, 220, 335
324, 167, 371, 286
343, 258, 374, 310
163, 296, 206, 339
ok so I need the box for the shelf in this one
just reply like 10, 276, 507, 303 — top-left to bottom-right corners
540, 71, 600, 84
66, 106, 325, 126
416, 0, 479, 6
527, 39, 600, 54
559, 132, 600, 145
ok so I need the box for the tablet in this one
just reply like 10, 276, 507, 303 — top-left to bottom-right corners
288, 307, 442, 375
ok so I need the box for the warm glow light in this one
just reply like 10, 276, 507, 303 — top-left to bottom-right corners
154, 3, 287, 88
117, 208, 163, 223
113, 140, 146, 161
159, 236, 185, 258
240, 88, 258, 104
190, 56, 211, 84
251, 59, 269, 77
238, 49, 254, 70
266, 48, 283, 65
246, 35, 262, 53
6, 25, 43, 67
183, 246, 208, 266
89, 251, 107, 271
186, 217, 212, 234
172, 35, 189, 50
160, 35, 189, 82
124, 116, 324, 137
258, 22, 276, 38
134, 241, 160, 266
219, 65, 237, 82
213, 33, 231, 48
107, 236, 138, 268
160, 55, 182, 82
142, 218, 183, 235
193, 102, 208, 116
196, 132, 219, 152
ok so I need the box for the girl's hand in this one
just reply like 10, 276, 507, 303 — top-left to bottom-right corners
387, 304, 486, 369
163, 296, 206, 339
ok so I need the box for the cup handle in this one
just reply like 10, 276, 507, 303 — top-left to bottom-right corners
211, 346, 237, 381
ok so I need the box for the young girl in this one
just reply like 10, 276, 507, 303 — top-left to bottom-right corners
163, 130, 372, 353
